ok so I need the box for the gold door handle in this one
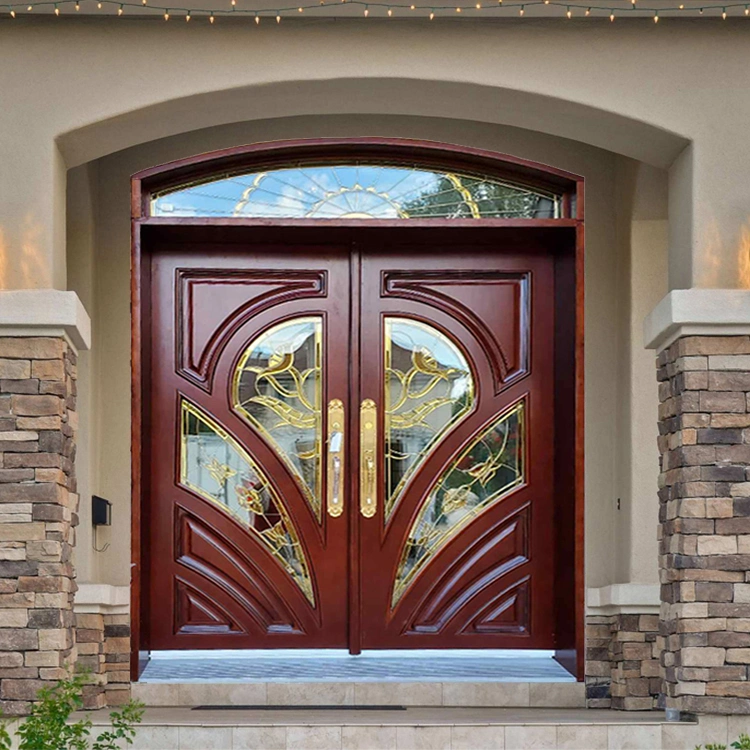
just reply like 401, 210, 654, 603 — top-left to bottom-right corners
360, 399, 377, 518
327, 399, 345, 518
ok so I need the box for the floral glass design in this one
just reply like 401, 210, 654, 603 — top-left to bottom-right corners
151, 164, 561, 219
384, 318, 474, 521
392, 400, 525, 607
233, 317, 323, 521
180, 399, 314, 605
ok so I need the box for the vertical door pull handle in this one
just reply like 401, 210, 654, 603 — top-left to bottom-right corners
360, 399, 377, 518
327, 399, 345, 518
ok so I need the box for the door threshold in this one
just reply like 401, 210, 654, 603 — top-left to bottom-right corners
139, 649, 575, 683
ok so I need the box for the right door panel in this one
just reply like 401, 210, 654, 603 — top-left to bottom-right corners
358, 244, 556, 649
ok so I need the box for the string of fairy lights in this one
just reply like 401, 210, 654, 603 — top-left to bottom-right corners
3, 0, 749, 20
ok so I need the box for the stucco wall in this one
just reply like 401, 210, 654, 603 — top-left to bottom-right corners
64, 113, 668, 590
2, 18, 750, 295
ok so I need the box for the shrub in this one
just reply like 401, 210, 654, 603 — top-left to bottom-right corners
696, 732, 750, 750
0, 673, 144, 750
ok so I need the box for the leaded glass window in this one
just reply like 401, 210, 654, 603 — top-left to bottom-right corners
151, 164, 561, 219
232, 317, 324, 522
384, 318, 474, 522
180, 399, 314, 604
392, 400, 525, 607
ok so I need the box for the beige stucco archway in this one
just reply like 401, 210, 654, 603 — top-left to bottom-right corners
4, 17, 750, 295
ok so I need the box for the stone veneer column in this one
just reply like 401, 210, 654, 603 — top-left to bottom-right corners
75, 612, 131, 709
0, 336, 78, 715
658, 335, 750, 716
585, 614, 661, 709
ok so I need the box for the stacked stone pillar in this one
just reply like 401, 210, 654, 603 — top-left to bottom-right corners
658, 335, 750, 716
0, 336, 78, 715
75, 612, 131, 709
585, 614, 661, 709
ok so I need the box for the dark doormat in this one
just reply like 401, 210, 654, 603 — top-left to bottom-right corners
191, 705, 407, 711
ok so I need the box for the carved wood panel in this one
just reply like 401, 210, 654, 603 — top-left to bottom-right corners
147, 245, 350, 649
358, 247, 556, 649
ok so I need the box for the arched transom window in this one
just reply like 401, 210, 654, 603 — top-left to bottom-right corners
151, 162, 563, 220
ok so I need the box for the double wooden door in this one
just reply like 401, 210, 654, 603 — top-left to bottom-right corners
146, 232, 555, 651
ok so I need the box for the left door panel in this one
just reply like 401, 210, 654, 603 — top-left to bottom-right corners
147, 244, 351, 649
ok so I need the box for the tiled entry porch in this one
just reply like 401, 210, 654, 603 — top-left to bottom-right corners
83, 706, 726, 750
133, 649, 585, 709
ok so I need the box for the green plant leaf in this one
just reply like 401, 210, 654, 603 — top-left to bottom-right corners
6, 674, 143, 750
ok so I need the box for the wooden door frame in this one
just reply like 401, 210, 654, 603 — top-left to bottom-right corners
130, 137, 585, 681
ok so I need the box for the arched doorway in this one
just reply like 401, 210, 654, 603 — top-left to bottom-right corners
131, 138, 584, 678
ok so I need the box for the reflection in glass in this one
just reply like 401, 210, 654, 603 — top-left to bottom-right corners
151, 164, 561, 220
180, 400, 314, 605
233, 318, 323, 521
392, 400, 525, 607
385, 318, 474, 521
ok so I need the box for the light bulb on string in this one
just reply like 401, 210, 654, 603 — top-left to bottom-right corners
97, 2, 101, 9
455, 5, 461, 11
75, 1, 80, 9
54, 4, 59, 14
26, 5, 31, 9
276, 12, 280, 21
609, 9, 614, 19
722, 7, 727, 17
164, 8, 169, 18
566, 5, 571, 17
363, 4, 368, 14
387, 6, 392, 14
429, 7, 434, 17
745, 5, 749, 14
9, 6, 16, 16
584, 7, 590, 15
519, 4, 524, 14
475, 1, 480, 7
298, 5, 302, 9
209, 11, 214, 20
186, 10, 191, 20
653, 9, 658, 20
410, 3, 415, 7
118, 4, 123, 14
255, 10, 259, 21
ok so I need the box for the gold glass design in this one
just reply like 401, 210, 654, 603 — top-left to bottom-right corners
392, 400, 525, 607
384, 318, 474, 521
233, 317, 323, 520
180, 400, 314, 605
151, 163, 562, 220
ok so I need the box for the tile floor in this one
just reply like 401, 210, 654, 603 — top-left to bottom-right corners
140, 650, 574, 683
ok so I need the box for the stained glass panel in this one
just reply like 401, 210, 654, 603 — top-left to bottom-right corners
180, 399, 314, 605
385, 318, 474, 521
151, 164, 561, 219
392, 400, 525, 607
232, 317, 323, 521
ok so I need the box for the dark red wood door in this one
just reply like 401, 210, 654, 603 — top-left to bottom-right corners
357, 244, 556, 648
145, 233, 556, 652
147, 244, 351, 649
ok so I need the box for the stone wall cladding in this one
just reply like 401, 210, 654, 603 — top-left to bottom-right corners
585, 614, 661, 710
75, 613, 131, 710
658, 335, 750, 715
0, 337, 78, 715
